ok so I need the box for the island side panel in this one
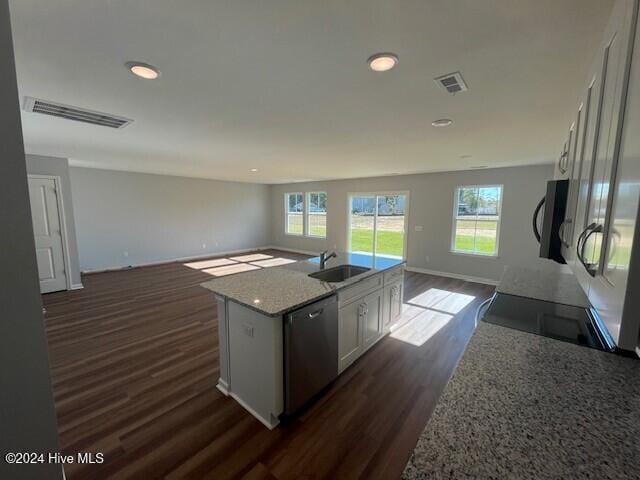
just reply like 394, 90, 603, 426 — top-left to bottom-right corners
215, 295, 231, 394
227, 301, 284, 429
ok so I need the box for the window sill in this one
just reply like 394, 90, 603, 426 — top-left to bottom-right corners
450, 250, 500, 259
284, 232, 327, 240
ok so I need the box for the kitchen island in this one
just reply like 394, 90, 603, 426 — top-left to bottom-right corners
201, 252, 405, 428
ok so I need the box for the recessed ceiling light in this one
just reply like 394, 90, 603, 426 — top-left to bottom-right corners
250, 168, 259, 172
432, 118, 453, 127
126, 61, 160, 80
367, 53, 398, 72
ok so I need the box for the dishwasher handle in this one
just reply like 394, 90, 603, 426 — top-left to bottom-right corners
307, 309, 324, 319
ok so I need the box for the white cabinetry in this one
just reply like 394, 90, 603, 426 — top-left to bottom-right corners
338, 266, 404, 372
580, 0, 636, 273
562, 0, 640, 350
338, 287, 382, 372
382, 280, 403, 332
226, 301, 283, 429
589, 0, 640, 349
338, 297, 363, 371
362, 289, 382, 350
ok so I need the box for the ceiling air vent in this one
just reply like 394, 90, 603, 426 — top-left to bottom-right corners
434, 71, 468, 94
23, 96, 133, 129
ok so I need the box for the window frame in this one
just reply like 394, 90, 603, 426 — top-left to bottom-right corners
306, 191, 327, 239
450, 184, 503, 257
346, 191, 410, 260
284, 192, 305, 236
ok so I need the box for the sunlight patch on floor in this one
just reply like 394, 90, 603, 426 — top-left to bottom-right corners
250, 257, 297, 267
183, 252, 298, 277
407, 288, 475, 314
390, 309, 453, 347
230, 253, 273, 262
407, 288, 452, 308
203, 263, 261, 276
184, 258, 237, 270
390, 304, 427, 330
390, 288, 476, 346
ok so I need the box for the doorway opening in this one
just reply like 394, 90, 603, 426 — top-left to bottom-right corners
348, 193, 408, 259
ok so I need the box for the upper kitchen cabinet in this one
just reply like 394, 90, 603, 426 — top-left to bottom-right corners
566, 0, 640, 350
569, 77, 599, 278
553, 137, 571, 180
560, 117, 581, 261
578, 0, 638, 277
590, 0, 640, 351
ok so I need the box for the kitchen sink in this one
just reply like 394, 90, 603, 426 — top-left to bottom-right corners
308, 265, 370, 283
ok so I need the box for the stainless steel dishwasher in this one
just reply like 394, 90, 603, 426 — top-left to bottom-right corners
284, 294, 338, 415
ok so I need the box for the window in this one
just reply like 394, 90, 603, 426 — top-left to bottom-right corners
285, 193, 304, 235
349, 193, 408, 259
307, 192, 327, 238
452, 185, 502, 256
285, 191, 327, 237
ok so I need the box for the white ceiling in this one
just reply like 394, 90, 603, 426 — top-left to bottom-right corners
10, 0, 614, 184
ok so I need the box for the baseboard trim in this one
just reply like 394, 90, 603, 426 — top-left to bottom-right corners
216, 379, 230, 396
405, 266, 499, 286
81, 246, 273, 274
264, 245, 319, 256
228, 391, 279, 430
70, 283, 84, 290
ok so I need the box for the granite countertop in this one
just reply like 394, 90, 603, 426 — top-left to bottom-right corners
497, 264, 589, 307
200, 252, 404, 316
403, 322, 640, 480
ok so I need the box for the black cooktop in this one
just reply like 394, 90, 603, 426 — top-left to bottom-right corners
481, 293, 615, 352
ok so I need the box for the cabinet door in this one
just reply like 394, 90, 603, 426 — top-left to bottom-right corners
554, 140, 570, 180
562, 111, 583, 262
338, 300, 362, 372
382, 284, 392, 331
590, 0, 640, 349
571, 79, 598, 284
383, 280, 403, 331
362, 290, 382, 350
582, 0, 637, 274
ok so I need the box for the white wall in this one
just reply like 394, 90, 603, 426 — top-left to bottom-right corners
70, 167, 271, 271
26, 154, 82, 287
0, 0, 63, 477
270, 164, 554, 282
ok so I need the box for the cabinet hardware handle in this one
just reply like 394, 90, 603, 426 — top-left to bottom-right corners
606, 228, 621, 265
576, 223, 595, 271
558, 150, 569, 173
532, 196, 545, 243
558, 218, 573, 247
307, 309, 323, 319
577, 223, 602, 276
558, 221, 566, 246
576, 223, 595, 258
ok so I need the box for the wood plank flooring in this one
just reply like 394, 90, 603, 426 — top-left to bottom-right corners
42, 250, 495, 479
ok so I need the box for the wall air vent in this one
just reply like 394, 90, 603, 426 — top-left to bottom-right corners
23, 96, 133, 129
434, 71, 468, 94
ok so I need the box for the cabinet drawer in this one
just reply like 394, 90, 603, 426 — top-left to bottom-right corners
384, 266, 405, 285
338, 273, 383, 307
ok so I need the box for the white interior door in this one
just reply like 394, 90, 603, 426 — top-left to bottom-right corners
28, 177, 67, 293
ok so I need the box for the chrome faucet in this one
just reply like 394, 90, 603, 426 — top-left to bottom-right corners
319, 250, 337, 269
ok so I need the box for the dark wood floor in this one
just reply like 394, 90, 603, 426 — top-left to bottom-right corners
42, 249, 494, 480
